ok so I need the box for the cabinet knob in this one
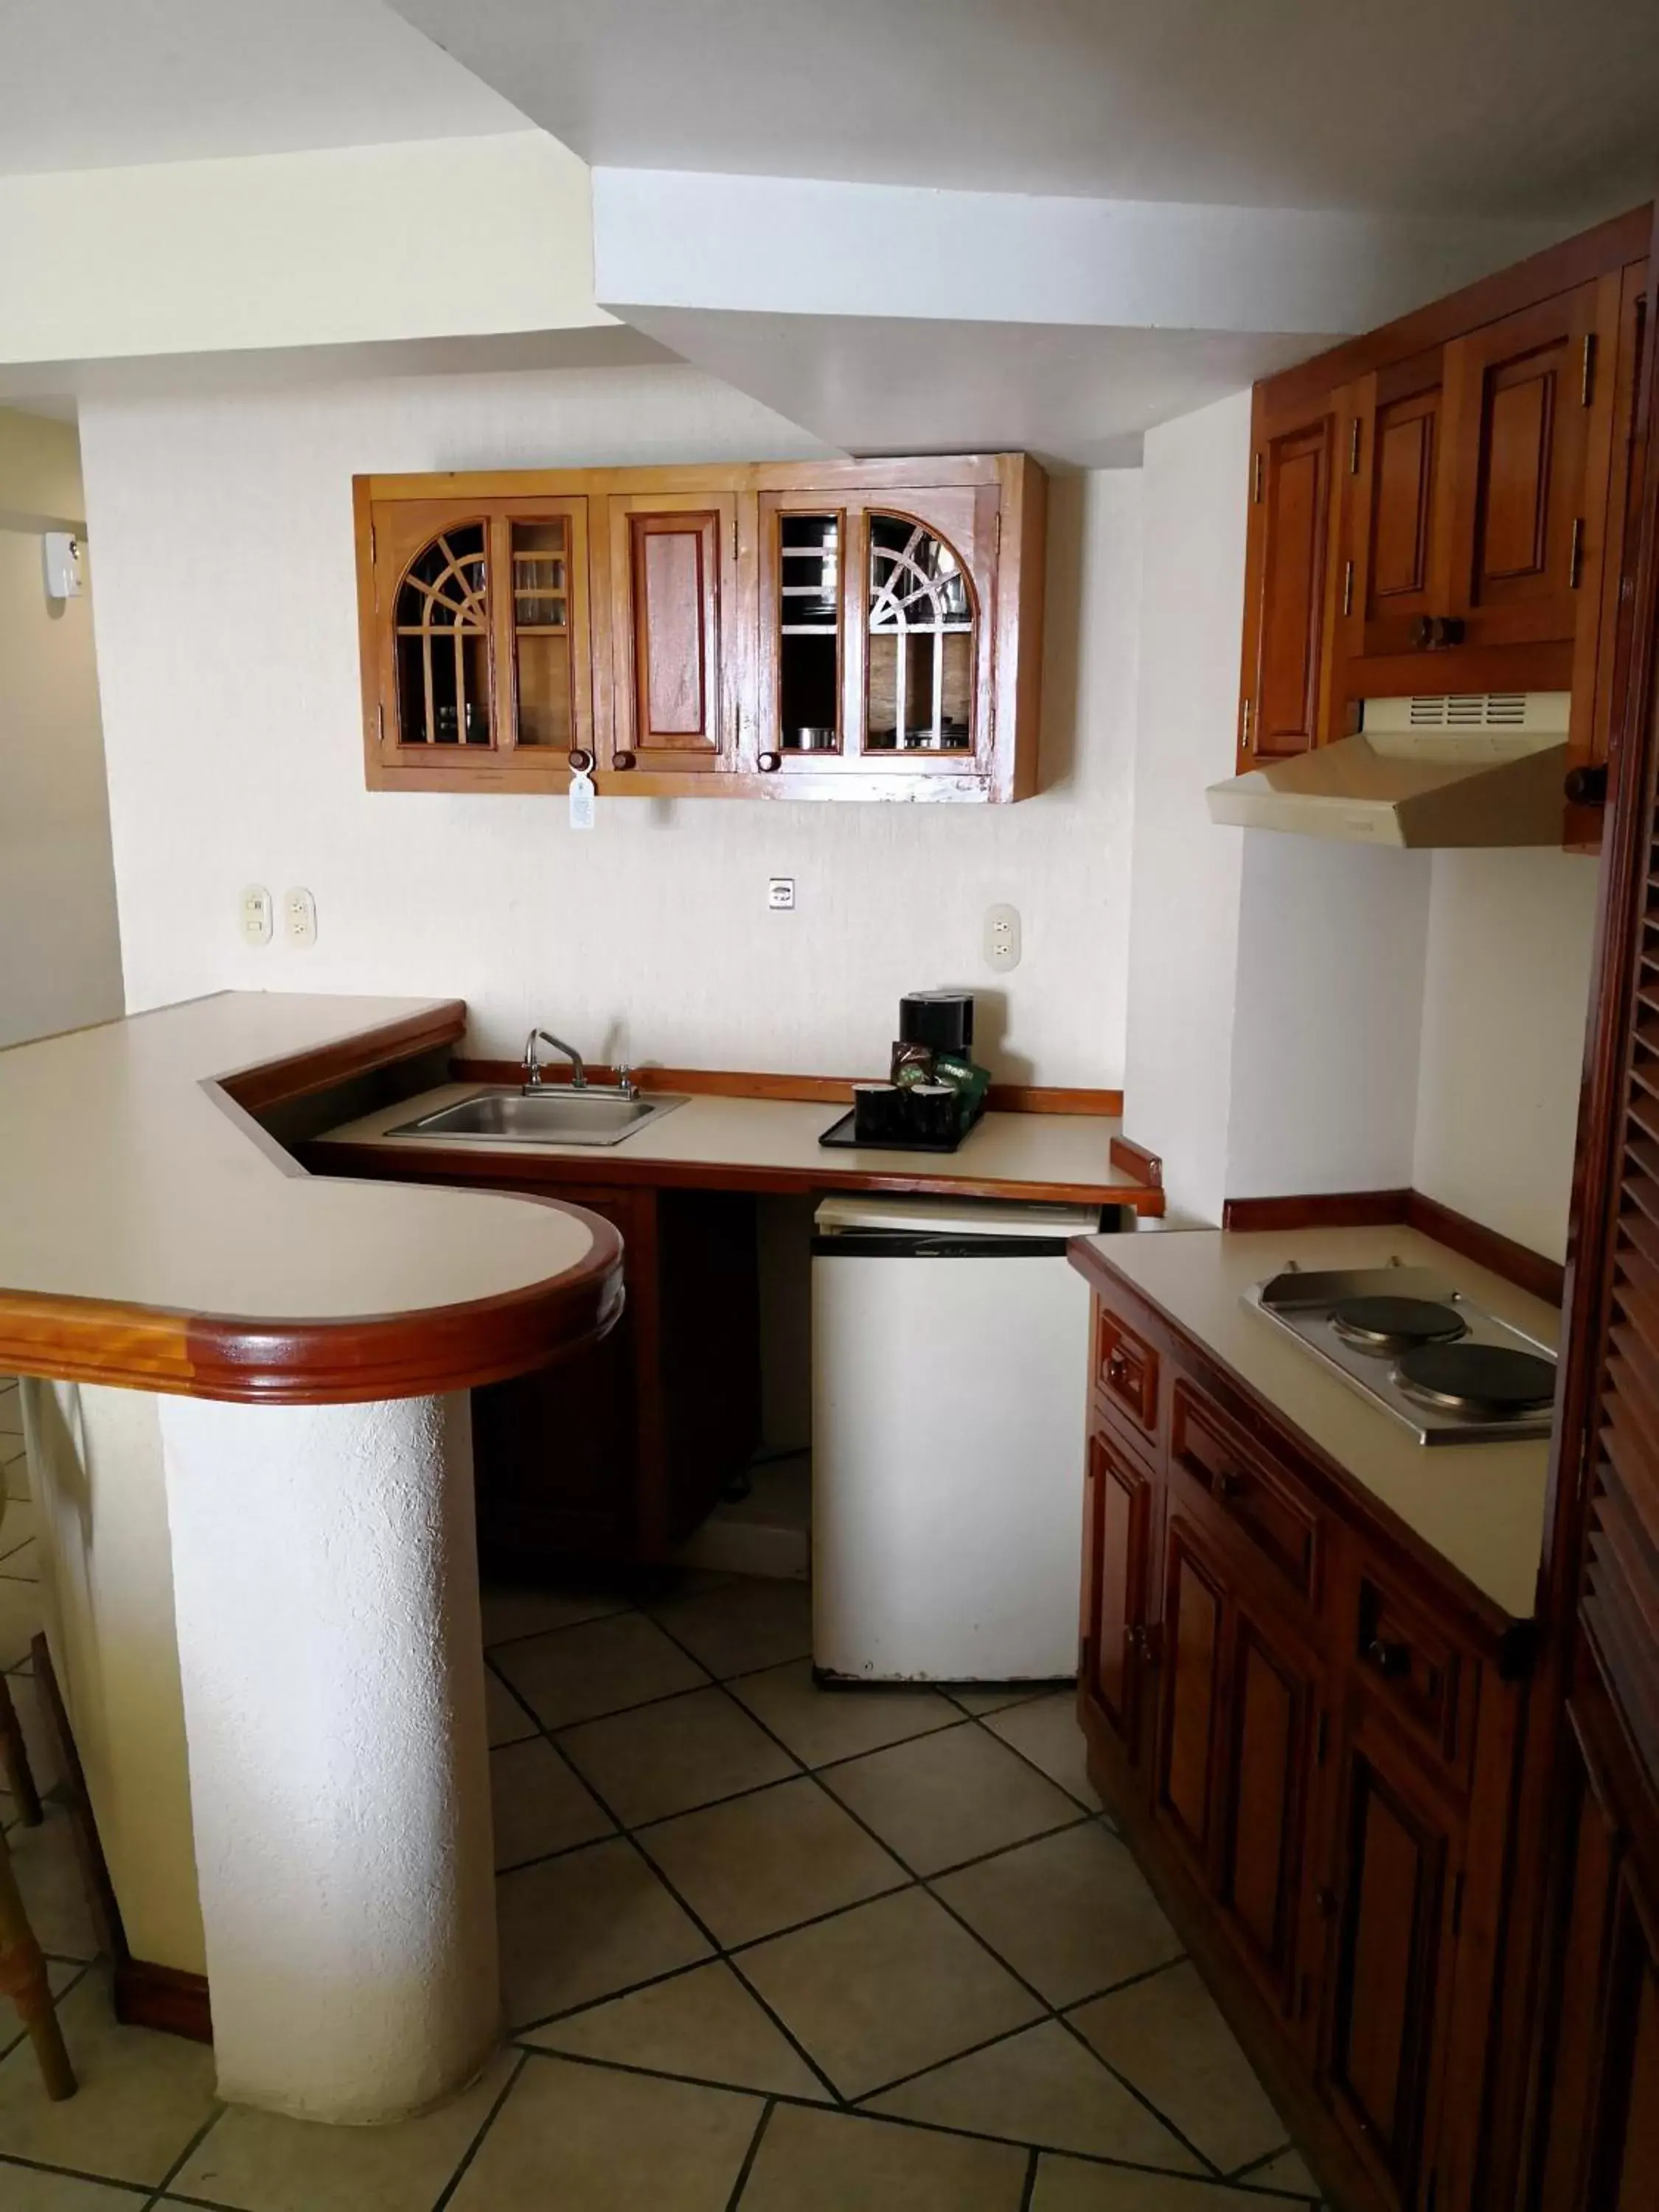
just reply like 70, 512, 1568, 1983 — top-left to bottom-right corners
1364, 1638, 1410, 1679
1408, 615, 1466, 650
567, 748, 594, 773
1564, 763, 1608, 807
611, 751, 637, 773
1315, 1885, 1337, 1918
1107, 1354, 1130, 1385
757, 751, 782, 773
1214, 1470, 1245, 1501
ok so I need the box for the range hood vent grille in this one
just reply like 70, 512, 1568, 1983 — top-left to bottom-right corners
1405, 692, 1528, 728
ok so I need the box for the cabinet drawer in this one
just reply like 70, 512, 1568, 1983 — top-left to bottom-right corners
1352, 1563, 1476, 1788
1096, 1303, 1160, 1441
1170, 1382, 1319, 1607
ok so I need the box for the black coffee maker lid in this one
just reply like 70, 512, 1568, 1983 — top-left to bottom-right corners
900, 991, 975, 1052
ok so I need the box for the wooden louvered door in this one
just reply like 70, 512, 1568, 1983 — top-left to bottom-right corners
1524, 201, 1659, 2212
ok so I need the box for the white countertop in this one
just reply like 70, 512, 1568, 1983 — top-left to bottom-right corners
1077, 1222, 1558, 1619
316, 1080, 1151, 1206
0, 995, 602, 1321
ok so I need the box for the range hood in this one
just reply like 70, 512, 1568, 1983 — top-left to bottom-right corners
1205, 694, 1571, 847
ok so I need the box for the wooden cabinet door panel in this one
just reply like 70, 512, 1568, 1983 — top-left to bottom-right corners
1084, 1427, 1153, 1762
608, 492, 740, 772
1438, 277, 1621, 650
1343, 363, 1446, 663
1155, 1514, 1227, 1875
1322, 1709, 1456, 2202
1245, 415, 1335, 760
1220, 1596, 1318, 2017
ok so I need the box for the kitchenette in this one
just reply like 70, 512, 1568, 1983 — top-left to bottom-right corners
0, 182, 1649, 2212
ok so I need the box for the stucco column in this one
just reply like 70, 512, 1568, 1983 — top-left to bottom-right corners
158, 1390, 497, 2122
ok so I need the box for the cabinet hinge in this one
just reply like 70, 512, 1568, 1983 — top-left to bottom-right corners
369, 524, 377, 563
731, 515, 739, 564
1315, 1710, 1329, 1767
376, 702, 384, 743
1349, 419, 1361, 475
1241, 698, 1254, 751
1581, 331, 1596, 407
1569, 517, 1585, 590
1342, 559, 1354, 618
1450, 1868, 1464, 1938
1251, 452, 1264, 503
995, 512, 1003, 558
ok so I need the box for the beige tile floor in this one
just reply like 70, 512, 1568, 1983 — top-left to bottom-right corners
0, 1380, 1329, 2208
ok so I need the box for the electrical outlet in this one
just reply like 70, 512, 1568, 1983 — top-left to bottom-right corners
984, 902, 1021, 973
240, 886, 272, 947
768, 877, 796, 911
283, 887, 317, 947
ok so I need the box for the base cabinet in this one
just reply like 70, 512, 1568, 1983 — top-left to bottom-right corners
1078, 1287, 1531, 2212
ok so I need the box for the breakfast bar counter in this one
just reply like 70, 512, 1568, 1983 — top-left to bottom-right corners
0, 992, 625, 2125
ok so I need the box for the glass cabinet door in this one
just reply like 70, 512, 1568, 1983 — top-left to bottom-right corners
389, 519, 493, 750
863, 512, 976, 756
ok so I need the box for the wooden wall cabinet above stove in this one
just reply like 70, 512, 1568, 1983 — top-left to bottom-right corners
1237, 207, 1651, 846
1078, 1278, 1535, 2212
353, 454, 1046, 804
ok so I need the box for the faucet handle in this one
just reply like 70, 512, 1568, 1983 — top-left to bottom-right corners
615, 1063, 638, 1100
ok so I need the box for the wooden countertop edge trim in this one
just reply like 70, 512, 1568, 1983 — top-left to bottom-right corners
303, 1136, 1166, 1213
1220, 1189, 1564, 1305
222, 1001, 467, 1112
0, 1002, 628, 1402
1067, 1236, 1537, 1650
0, 1215, 627, 1405
449, 1057, 1129, 1122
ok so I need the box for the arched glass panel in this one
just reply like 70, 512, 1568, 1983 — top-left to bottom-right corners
392, 524, 492, 746
865, 515, 974, 752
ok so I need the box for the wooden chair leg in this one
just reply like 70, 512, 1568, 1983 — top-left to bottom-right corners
0, 1672, 41, 1829
0, 1828, 75, 2098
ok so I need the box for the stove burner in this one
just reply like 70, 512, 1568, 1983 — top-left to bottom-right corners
1393, 1343, 1557, 1420
1329, 1296, 1469, 1356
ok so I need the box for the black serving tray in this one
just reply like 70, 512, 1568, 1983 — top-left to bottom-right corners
818, 1106, 979, 1155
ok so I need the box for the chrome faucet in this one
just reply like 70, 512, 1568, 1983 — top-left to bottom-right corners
523, 1029, 586, 1091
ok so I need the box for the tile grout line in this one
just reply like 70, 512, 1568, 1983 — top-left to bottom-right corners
723, 2094, 776, 2212
428, 2044, 529, 2212
1018, 2143, 1040, 2211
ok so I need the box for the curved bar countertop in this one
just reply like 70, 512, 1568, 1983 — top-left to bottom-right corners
0, 992, 625, 1402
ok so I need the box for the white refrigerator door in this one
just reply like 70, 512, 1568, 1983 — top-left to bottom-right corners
812, 1248, 1091, 1681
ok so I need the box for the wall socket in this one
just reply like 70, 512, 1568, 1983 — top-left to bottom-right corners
284, 887, 317, 947
240, 886, 272, 946
768, 877, 796, 911
984, 902, 1021, 973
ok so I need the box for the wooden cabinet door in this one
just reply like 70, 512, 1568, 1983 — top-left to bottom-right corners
1082, 1425, 1155, 1767
1154, 1509, 1228, 1880
1216, 1585, 1321, 2023
1319, 1701, 1459, 2206
606, 491, 741, 775
1529, 1674, 1659, 2212
1436, 276, 1623, 653
1239, 405, 1337, 765
1338, 361, 1446, 667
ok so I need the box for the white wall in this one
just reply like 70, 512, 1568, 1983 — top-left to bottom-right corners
1413, 849, 1600, 1261
0, 408, 124, 1048
1225, 838, 1431, 1200
0, 134, 606, 366
1121, 389, 1252, 1220
78, 366, 1141, 1085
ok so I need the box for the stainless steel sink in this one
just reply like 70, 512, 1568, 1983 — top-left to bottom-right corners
387, 1088, 689, 1148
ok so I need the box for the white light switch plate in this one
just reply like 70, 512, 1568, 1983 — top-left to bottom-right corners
240, 886, 272, 947
284, 887, 317, 947
984, 902, 1021, 972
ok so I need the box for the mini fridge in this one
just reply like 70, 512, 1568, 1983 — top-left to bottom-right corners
811, 1192, 1111, 1683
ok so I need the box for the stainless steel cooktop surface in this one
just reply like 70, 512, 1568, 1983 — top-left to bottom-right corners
1244, 1263, 1557, 1445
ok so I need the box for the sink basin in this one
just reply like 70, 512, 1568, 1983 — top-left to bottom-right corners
388, 1088, 689, 1148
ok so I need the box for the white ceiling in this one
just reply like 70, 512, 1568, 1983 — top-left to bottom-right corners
0, 0, 527, 175
394, 0, 1659, 220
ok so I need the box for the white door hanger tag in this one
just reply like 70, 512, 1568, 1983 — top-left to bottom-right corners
568, 766, 596, 830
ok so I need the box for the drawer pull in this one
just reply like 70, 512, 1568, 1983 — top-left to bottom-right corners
1364, 1638, 1411, 1680
1213, 1470, 1246, 1500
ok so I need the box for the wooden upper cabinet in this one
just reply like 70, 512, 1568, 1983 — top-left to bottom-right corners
355, 454, 1046, 801
606, 493, 738, 777
1238, 403, 1338, 766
